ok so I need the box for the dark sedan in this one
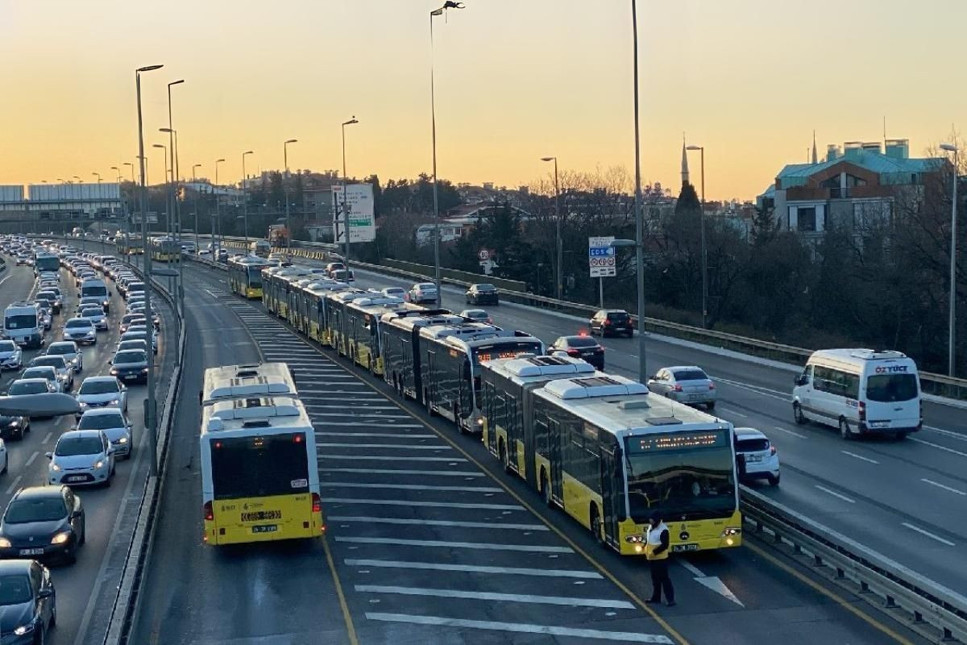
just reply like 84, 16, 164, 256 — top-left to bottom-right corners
0, 559, 56, 644
465, 283, 499, 305
0, 415, 30, 441
0, 486, 85, 565
549, 335, 606, 370
109, 349, 149, 384
589, 309, 634, 338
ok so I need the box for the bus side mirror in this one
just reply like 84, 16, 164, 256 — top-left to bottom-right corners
795, 374, 808, 387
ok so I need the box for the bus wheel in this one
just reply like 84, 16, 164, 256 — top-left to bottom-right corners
793, 402, 806, 425
499, 441, 511, 474
541, 471, 552, 507
425, 390, 436, 417
839, 417, 853, 440
591, 506, 605, 546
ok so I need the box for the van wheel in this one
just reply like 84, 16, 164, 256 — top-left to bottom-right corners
767, 473, 780, 486
839, 417, 853, 440
894, 432, 908, 441
793, 402, 806, 425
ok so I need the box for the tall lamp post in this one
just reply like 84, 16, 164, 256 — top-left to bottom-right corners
92, 172, 101, 183
165, 80, 184, 242
941, 142, 960, 377
152, 143, 168, 238
341, 117, 358, 270
135, 63, 163, 477
214, 158, 225, 252
283, 139, 298, 250
631, 0, 647, 384
242, 150, 254, 248
161, 127, 183, 318
123, 162, 135, 234
685, 144, 708, 328
429, 1, 465, 309
192, 164, 202, 252
540, 156, 563, 299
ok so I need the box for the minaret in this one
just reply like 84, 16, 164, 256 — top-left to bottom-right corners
681, 134, 690, 187
811, 130, 818, 164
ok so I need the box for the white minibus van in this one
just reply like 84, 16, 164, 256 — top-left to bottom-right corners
792, 348, 921, 440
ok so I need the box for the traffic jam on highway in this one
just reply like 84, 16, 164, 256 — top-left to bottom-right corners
0, 235, 159, 644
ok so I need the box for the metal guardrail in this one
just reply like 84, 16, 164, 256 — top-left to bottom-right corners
742, 486, 967, 644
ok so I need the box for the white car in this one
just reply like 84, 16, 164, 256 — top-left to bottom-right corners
63, 318, 97, 345
76, 409, 132, 459
28, 355, 74, 392
79, 306, 108, 331
46, 340, 83, 373
647, 365, 717, 411
47, 430, 115, 487
734, 427, 780, 486
381, 287, 407, 300
21, 366, 65, 394
75, 376, 128, 416
407, 282, 438, 304
0, 340, 22, 371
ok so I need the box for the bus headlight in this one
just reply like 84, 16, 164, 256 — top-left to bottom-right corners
720, 527, 741, 537
624, 534, 645, 543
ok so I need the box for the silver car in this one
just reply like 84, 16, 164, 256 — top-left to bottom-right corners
27, 355, 74, 392
647, 365, 717, 410
79, 306, 108, 331
63, 318, 97, 345
20, 366, 64, 394
76, 376, 128, 416
76, 409, 132, 459
46, 340, 83, 373
0, 340, 22, 371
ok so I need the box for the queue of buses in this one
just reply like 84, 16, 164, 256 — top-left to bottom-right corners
213, 256, 743, 555
115, 234, 181, 262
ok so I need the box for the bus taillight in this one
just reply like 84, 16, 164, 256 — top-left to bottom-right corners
203, 501, 214, 521
311, 493, 322, 514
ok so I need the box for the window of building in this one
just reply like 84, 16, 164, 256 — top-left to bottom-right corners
797, 207, 817, 232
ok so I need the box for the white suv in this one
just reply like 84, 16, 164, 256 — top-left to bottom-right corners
734, 427, 780, 486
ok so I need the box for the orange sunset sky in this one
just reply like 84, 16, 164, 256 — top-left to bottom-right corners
0, 0, 964, 200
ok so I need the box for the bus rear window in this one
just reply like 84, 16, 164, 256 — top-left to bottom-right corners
866, 374, 918, 402
210, 433, 310, 500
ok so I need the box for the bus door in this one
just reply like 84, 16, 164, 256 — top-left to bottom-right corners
600, 440, 623, 547
549, 418, 563, 503
457, 357, 473, 425
424, 350, 437, 409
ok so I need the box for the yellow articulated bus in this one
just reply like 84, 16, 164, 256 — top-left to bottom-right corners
150, 236, 181, 262
343, 295, 413, 375
480, 364, 742, 555
293, 280, 352, 345
228, 256, 272, 299
261, 266, 314, 319
200, 395, 323, 546
322, 289, 371, 356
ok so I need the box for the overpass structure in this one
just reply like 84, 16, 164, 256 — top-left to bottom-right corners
0, 182, 124, 220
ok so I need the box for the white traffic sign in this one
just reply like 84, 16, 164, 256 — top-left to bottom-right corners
331, 184, 376, 243
478, 248, 490, 261
588, 236, 616, 278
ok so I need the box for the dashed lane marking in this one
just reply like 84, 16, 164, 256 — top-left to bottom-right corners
840, 450, 879, 465
331, 517, 547, 531
920, 478, 966, 496
325, 498, 521, 511
814, 485, 856, 504
901, 522, 955, 547
323, 468, 483, 477
345, 558, 591, 577
322, 482, 502, 493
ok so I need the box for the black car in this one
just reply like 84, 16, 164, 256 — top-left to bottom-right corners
549, 335, 606, 370
0, 486, 85, 565
589, 309, 634, 338
0, 415, 30, 441
465, 283, 499, 306
0, 559, 56, 644
109, 349, 149, 384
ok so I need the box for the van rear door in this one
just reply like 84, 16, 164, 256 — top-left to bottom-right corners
863, 362, 920, 431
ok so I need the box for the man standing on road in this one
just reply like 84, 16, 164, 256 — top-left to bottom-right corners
645, 510, 676, 607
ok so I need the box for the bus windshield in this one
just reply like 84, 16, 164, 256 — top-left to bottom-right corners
247, 266, 264, 287
624, 429, 736, 523
4, 315, 37, 330
210, 433, 310, 500
866, 373, 918, 402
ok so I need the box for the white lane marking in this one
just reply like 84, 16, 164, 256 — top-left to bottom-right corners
324, 467, 482, 477
773, 426, 808, 439
24, 452, 39, 467
921, 478, 967, 496
315, 432, 436, 438
678, 560, 745, 606
910, 437, 967, 459
317, 455, 462, 462
716, 407, 748, 419
326, 498, 520, 510
814, 485, 855, 504
317, 443, 448, 450
679, 560, 705, 577
310, 404, 399, 410
356, 584, 634, 609
840, 450, 879, 465
337, 536, 571, 553
711, 376, 789, 402
345, 558, 592, 577
902, 522, 955, 546
330, 516, 546, 531
924, 425, 967, 442
322, 483, 501, 493
5, 475, 23, 496
310, 412, 415, 419
42, 432, 53, 445
364, 614, 673, 644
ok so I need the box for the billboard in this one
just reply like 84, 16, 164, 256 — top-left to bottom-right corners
588, 236, 616, 278
331, 184, 376, 243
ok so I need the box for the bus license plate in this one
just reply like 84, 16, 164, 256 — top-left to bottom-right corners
672, 543, 699, 553
252, 525, 278, 534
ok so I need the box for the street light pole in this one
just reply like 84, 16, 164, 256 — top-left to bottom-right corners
214, 158, 225, 253
192, 163, 201, 252
541, 156, 562, 299
152, 143, 168, 240
161, 126, 183, 318
686, 144, 708, 328
429, 2, 463, 308
631, 0, 646, 384
242, 150, 254, 248
341, 117, 358, 271
942, 142, 960, 377
135, 63, 163, 477
92, 172, 101, 183
283, 139, 298, 250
